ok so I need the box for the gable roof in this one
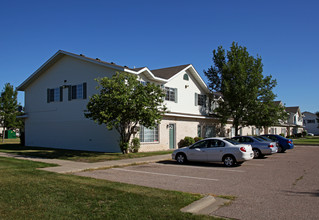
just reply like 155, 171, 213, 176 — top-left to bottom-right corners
17, 50, 209, 93
151, 64, 190, 79
285, 106, 300, 113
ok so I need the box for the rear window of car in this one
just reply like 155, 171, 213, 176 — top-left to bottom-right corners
259, 136, 273, 141
224, 138, 241, 145
254, 137, 266, 142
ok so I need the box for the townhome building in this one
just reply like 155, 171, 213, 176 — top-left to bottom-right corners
303, 111, 319, 135
17, 50, 305, 152
18, 50, 231, 152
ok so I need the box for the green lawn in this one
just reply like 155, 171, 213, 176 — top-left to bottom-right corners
0, 157, 221, 220
293, 136, 319, 145
0, 139, 173, 163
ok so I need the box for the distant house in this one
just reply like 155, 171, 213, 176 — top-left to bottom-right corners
303, 111, 319, 135
17, 50, 226, 152
285, 106, 305, 135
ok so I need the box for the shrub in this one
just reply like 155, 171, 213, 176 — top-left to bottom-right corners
130, 137, 140, 153
184, 136, 195, 146
194, 137, 203, 142
302, 130, 308, 137
178, 136, 195, 148
279, 133, 285, 137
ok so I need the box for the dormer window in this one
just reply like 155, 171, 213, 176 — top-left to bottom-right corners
183, 74, 189, 81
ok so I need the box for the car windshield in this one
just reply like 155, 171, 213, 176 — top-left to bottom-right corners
224, 138, 241, 145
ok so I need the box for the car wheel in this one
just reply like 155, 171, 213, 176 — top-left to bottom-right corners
223, 155, 236, 167
176, 153, 187, 164
278, 145, 283, 153
253, 149, 262, 159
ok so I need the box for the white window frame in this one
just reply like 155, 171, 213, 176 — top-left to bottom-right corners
139, 125, 159, 143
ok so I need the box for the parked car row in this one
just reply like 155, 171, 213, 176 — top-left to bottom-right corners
172, 135, 294, 167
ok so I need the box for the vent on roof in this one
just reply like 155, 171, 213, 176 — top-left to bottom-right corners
111, 62, 115, 64
80, 54, 84, 56
96, 58, 100, 61
124, 65, 128, 68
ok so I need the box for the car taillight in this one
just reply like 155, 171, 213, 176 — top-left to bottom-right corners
240, 147, 246, 152
269, 144, 274, 148
288, 140, 292, 144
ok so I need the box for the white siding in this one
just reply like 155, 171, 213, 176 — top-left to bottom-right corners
24, 56, 121, 152
163, 70, 208, 115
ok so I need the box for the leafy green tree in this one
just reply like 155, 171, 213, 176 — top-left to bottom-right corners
0, 83, 22, 142
85, 72, 166, 153
204, 42, 286, 136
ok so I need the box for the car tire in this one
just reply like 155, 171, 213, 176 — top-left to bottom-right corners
223, 155, 236, 167
253, 149, 262, 159
176, 153, 187, 164
278, 145, 283, 153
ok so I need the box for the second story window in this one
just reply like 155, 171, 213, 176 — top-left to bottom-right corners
164, 87, 177, 103
69, 83, 87, 100
72, 84, 83, 99
195, 93, 206, 106
47, 87, 62, 103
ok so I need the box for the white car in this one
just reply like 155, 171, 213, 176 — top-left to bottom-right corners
172, 137, 254, 167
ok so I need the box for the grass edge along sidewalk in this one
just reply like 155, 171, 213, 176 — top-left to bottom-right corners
0, 139, 173, 163
0, 157, 224, 220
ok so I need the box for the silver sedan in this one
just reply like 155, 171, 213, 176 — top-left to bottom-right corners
232, 136, 278, 158
172, 137, 254, 167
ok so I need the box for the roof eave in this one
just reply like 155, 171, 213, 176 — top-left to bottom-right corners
17, 50, 126, 91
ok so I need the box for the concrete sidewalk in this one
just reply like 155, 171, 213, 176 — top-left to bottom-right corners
0, 152, 171, 173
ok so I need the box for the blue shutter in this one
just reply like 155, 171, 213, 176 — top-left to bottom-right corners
83, 82, 87, 99
47, 89, 50, 103
60, 87, 63, 102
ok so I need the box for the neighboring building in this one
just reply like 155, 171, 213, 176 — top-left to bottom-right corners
17, 50, 226, 152
285, 106, 305, 135
303, 111, 319, 135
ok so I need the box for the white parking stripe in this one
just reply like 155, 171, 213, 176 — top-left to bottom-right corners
113, 168, 219, 181
154, 163, 246, 172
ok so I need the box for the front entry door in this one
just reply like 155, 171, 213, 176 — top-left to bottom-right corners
169, 124, 175, 149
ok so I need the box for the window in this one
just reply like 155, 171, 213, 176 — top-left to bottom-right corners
205, 126, 215, 138
164, 87, 177, 102
191, 140, 208, 149
69, 83, 87, 100
210, 140, 225, 148
195, 93, 206, 106
139, 125, 159, 142
197, 125, 202, 137
47, 87, 62, 103
139, 81, 148, 86
307, 120, 315, 124
183, 74, 189, 81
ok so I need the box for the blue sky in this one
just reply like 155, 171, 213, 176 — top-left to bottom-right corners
1, 0, 318, 113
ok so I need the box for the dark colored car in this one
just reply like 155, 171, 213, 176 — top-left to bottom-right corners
260, 135, 294, 153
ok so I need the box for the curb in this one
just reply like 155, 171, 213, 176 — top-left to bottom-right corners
181, 195, 230, 215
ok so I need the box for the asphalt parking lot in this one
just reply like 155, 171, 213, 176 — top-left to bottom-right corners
75, 145, 319, 220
